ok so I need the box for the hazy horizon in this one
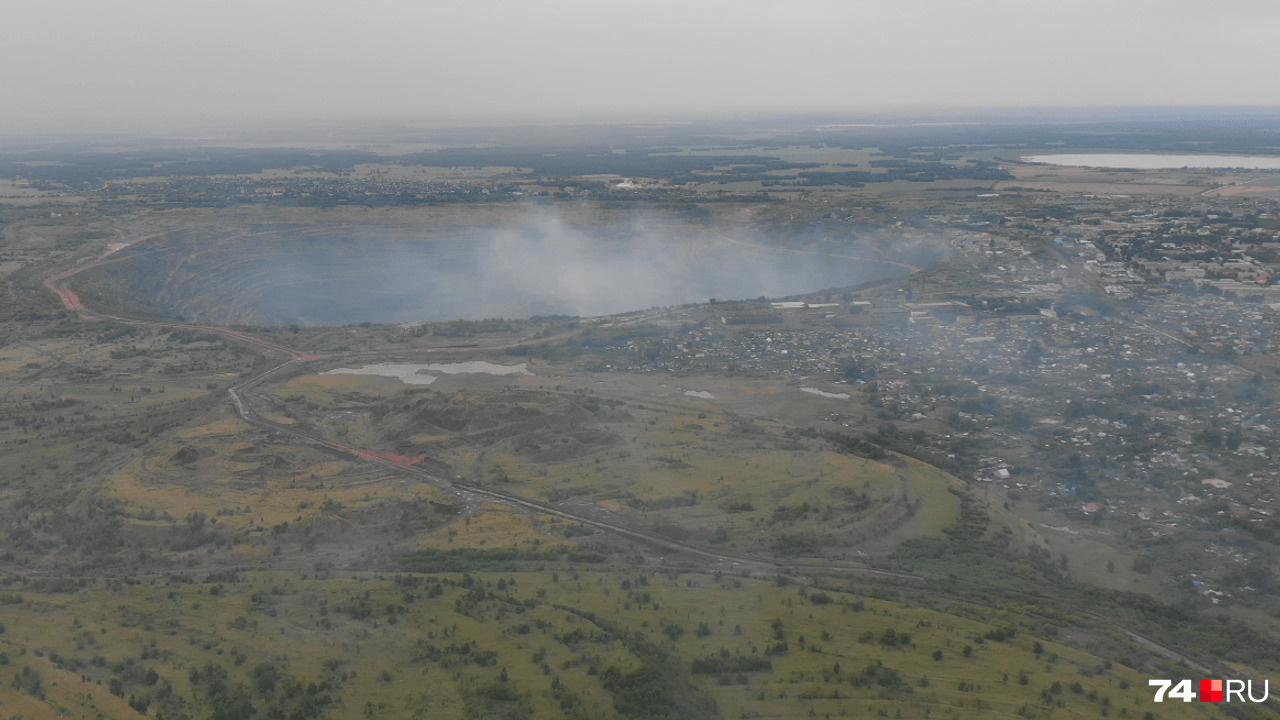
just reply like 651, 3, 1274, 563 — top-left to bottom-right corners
4, 0, 1279, 137
4, 105, 1280, 146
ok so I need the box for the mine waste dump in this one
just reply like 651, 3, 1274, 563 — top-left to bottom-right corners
77, 207, 920, 325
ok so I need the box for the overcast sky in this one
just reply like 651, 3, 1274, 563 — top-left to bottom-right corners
3, 0, 1279, 135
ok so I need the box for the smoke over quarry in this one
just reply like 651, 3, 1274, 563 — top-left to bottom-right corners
85, 207, 941, 326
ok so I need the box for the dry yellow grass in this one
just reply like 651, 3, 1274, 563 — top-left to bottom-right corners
281, 372, 407, 397
177, 417, 250, 437
408, 433, 453, 444
0, 653, 140, 719
106, 433, 436, 531
418, 502, 567, 550
108, 456, 233, 519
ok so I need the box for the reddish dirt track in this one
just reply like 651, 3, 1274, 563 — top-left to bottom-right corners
42, 274, 85, 312
43, 254, 328, 361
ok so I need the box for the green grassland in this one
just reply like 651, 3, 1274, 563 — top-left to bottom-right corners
5, 327, 1212, 720
0, 301, 1262, 720
0, 326, 255, 537
0, 569, 1224, 720
257, 370, 988, 561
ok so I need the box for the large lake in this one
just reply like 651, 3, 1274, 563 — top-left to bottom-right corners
88, 209, 925, 326
1022, 154, 1280, 170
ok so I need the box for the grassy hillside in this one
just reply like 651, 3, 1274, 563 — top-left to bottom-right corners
1, 570, 1220, 720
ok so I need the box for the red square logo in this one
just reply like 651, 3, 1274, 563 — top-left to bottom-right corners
1200, 679, 1223, 702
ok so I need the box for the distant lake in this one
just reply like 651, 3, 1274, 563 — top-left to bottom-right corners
1022, 154, 1280, 170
